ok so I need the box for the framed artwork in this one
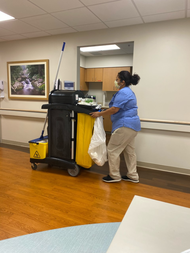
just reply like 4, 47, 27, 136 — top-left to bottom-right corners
7, 59, 49, 100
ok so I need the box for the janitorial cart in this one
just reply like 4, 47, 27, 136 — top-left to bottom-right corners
29, 42, 100, 176
29, 89, 98, 176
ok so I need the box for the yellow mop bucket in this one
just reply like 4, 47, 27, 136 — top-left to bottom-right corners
76, 113, 95, 169
29, 136, 48, 159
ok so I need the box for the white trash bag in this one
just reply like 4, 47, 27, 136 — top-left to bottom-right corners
88, 116, 107, 166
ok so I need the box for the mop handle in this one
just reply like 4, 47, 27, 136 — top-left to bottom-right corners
42, 114, 48, 132
40, 113, 48, 139
54, 42, 66, 87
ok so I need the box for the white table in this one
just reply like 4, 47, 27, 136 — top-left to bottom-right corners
106, 195, 190, 253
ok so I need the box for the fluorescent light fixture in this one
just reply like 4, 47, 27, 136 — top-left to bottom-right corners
80, 44, 120, 52
0, 11, 15, 22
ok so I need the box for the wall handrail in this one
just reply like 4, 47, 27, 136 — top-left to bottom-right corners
141, 118, 190, 126
0, 108, 46, 113
1, 108, 190, 126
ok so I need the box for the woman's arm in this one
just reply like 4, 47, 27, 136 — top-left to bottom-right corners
90, 107, 120, 118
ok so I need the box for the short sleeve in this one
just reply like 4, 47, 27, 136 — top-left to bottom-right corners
112, 90, 128, 109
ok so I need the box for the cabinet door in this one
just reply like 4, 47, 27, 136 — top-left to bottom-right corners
102, 67, 131, 91
80, 67, 89, 91
85, 68, 94, 82
94, 68, 103, 82
103, 114, 112, 132
85, 68, 103, 82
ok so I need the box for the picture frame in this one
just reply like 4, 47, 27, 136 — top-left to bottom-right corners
7, 59, 49, 100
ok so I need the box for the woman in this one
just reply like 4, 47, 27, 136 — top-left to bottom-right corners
90, 70, 141, 183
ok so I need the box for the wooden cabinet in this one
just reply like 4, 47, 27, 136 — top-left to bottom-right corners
103, 114, 112, 132
80, 66, 132, 92
80, 67, 89, 91
102, 67, 131, 91
85, 68, 103, 82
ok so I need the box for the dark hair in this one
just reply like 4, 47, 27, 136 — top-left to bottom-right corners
118, 71, 140, 86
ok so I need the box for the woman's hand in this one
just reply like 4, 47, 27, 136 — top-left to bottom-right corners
90, 107, 119, 118
90, 111, 101, 118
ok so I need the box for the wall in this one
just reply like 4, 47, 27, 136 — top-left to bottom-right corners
1, 18, 190, 174
85, 54, 133, 68
80, 55, 86, 68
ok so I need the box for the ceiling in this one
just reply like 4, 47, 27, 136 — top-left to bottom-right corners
0, 0, 190, 43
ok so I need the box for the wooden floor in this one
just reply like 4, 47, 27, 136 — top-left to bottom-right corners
92, 159, 190, 194
0, 145, 190, 241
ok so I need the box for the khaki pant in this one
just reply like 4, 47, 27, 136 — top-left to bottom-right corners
107, 127, 139, 180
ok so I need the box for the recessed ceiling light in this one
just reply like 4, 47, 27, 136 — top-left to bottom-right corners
80, 44, 120, 52
0, 11, 15, 22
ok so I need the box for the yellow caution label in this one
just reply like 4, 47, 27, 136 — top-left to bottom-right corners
33, 151, 41, 158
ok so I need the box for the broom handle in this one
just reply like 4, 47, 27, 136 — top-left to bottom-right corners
54, 42, 66, 87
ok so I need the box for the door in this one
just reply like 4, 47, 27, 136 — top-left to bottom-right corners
94, 68, 103, 82
85, 68, 94, 82
49, 108, 72, 160
85, 68, 103, 82
80, 67, 89, 90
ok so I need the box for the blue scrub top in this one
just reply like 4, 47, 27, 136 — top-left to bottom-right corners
109, 86, 141, 133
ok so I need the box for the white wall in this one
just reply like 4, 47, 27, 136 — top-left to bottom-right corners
80, 55, 86, 68
84, 54, 133, 68
133, 23, 190, 123
1, 18, 190, 174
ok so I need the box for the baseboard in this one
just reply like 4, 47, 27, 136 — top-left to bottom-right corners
137, 161, 190, 176
1, 139, 29, 149
1, 139, 190, 176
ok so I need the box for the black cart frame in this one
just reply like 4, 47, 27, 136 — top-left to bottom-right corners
30, 103, 97, 176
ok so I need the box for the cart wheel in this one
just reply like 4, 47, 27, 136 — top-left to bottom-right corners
31, 163, 37, 170
67, 164, 80, 177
